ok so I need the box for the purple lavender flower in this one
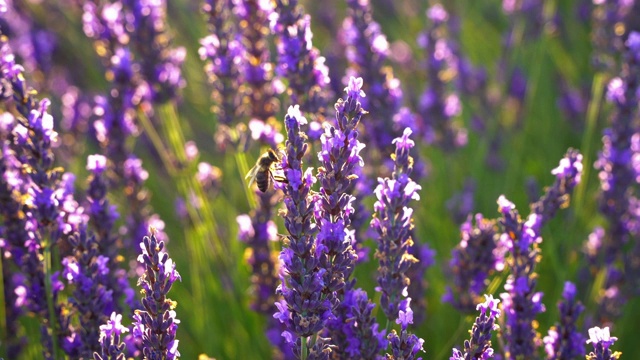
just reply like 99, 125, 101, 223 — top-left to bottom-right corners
133, 228, 181, 359
314, 76, 366, 296
371, 127, 421, 323
0, 34, 67, 359
495, 150, 585, 358
450, 294, 501, 360
234, 0, 279, 123
543, 282, 586, 359
62, 227, 114, 358
530, 148, 583, 223
417, 4, 467, 151
200, 0, 245, 130
329, 288, 387, 359
405, 242, 435, 326
498, 196, 546, 359
591, 0, 634, 72
444, 214, 499, 313
274, 105, 332, 358
386, 305, 424, 360
237, 192, 279, 313
86, 155, 117, 254
589, 32, 640, 324
271, 0, 330, 126
124, 0, 185, 103
94, 312, 129, 360
446, 178, 477, 224
585, 327, 622, 360
341, 0, 403, 151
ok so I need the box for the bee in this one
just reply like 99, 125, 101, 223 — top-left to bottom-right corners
245, 149, 286, 192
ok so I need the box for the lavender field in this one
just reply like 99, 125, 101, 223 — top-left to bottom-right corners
0, 0, 637, 359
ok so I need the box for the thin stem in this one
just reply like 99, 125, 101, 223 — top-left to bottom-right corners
574, 73, 606, 215
300, 335, 307, 360
43, 238, 59, 359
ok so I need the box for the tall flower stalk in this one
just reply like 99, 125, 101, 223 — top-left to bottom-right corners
274, 105, 331, 359
543, 282, 585, 359
498, 149, 582, 359
371, 127, 420, 324
450, 294, 501, 360
132, 229, 181, 359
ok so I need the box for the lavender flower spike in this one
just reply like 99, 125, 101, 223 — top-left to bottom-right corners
132, 228, 181, 360
450, 294, 501, 360
94, 312, 129, 360
274, 105, 332, 358
443, 214, 499, 313
315, 75, 366, 296
386, 305, 425, 360
372, 127, 420, 323
585, 327, 622, 360
498, 196, 546, 359
543, 281, 585, 359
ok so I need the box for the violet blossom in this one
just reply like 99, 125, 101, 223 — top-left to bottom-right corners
132, 228, 181, 359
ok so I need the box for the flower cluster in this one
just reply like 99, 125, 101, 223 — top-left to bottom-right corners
274, 105, 331, 354
543, 282, 585, 359
271, 0, 330, 122
418, 4, 467, 150
450, 294, 501, 360
94, 312, 130, 360
585, 327, 622, 360
371, 127, 421, 322
132, 229, 181, 359
342, 0, 403, 152
444, 214, 499, 313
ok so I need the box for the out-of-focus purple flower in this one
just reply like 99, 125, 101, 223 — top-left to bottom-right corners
271, 0, 330, 130
530, 149, 583, 223
405, 241, 435, 326
543, 281, 585, 359
590, 32, 640, 325
238, 188, 291, 358
371, 127, 422, 323
200, 0, 245, 136
234, 0, 280, 132
94, 312, 129, 360
450, 294, 501, 360
237, 190, 279, 313
196, 162, 222, 192
444, 214, 499, 313
275, 105, 332, 357
591, 0, 634, 72
417, 4, 467, 151
133, 229, 181, 360
585, 327, 621, 360
341, 0, 403, 152
125, 0, 185, 103
446, 178, 476, 224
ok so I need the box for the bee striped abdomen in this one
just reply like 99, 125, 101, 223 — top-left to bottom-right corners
256, 169, 271, 193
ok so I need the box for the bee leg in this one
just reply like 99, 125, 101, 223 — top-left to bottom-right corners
272, 174, 288, 184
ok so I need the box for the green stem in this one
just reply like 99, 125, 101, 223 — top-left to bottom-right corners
574, 73, 606, 215
43, 239, 60, 358
300, 336, 307, 360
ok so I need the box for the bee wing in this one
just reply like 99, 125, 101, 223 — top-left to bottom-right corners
245, 165, 259, 188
